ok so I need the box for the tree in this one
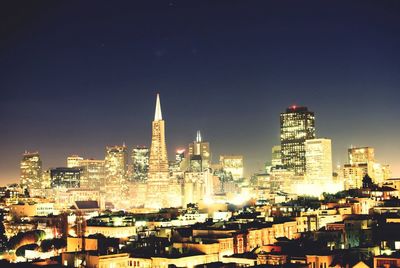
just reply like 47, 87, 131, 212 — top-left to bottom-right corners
40, 238, 66, 252
15, 243, 38, 257
362, 174, 374, 189
8, 230, 46, 250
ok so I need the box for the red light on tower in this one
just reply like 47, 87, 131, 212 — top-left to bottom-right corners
291, 105, 297, 110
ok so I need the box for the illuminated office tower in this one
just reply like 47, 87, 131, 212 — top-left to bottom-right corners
170, 149, 187, 173
50, 167, 81, 188
78, 159, 105, 189
188, 131, 211, 171
42, 169, 51, 189
183, 170, 213, 207
67, 155, 83, 168
220, 155, 244, 180
105, 145, 128, 204
20, 151, 43, 190
280, 106, 315, 175
343, 146, 390, 188
348, 147, 375, 165
305, 138, 332, 183
271, 145, 282, 167
344, 147, 374, 189
131, 146, 149, 182
146, 94, 171, 208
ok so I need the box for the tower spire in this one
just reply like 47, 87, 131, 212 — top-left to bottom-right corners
154, 93, 163, 121
196, 130, 202, 142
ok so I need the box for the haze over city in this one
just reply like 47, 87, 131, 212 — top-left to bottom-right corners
1, 0, 400, 184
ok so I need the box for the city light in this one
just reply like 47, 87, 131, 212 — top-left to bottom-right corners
0, 2, 399, 267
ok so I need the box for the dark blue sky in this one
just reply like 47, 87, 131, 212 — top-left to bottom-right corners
1, 0, 400, 184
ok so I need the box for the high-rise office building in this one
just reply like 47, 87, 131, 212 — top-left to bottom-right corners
132, 146, 149, 182
280, 106, 315, 175
305, 138, 333, 183
78, 159, 105, 189
20, 151, 43, 190
67, 155, 84, 168
343, 146, 391, 188
50, 167, 81, 189
220, 155, 244, 180
105, 145, 128, 204
188, 131, 211, 172
348, 147, 375, 165
271, 145, 282, 167
183, 170, 213, 207
146, 94, 171, 208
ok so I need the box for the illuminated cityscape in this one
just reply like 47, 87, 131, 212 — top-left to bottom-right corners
1, 1, 400, 268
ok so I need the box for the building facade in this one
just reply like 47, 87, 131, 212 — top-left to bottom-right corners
146, 94, 171, 208
280, 106, 315, 175
50, 167, 81, 189
67, 155, 83, 168
78, 159, 105, 189
220, 155, 244, 181
20, 151, 43, 191
305, 138, 333, 184
188, 131, 211, 172
131, 146, 149, 182
105, 145, 128, 205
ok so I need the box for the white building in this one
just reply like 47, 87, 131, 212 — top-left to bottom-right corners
305, 138, 333, 183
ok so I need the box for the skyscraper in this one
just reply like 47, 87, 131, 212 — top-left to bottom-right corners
50, 167, 81, 189
131, 146, 149, 182
105, 145, 128, 205
305, 138, 333, 184
343, 146, 391, 188
78, 159, 105, 189
280, 106, 315, 175
188, 131, 211, 172
220, 155, 244, 181
67, 155, 83, 168
348, 147, 375, 166
271, 145, 282, 167
146, 94, 170, 208
20, 151, 43, 191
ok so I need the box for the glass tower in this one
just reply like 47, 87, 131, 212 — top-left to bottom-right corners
280, 106, 315, 175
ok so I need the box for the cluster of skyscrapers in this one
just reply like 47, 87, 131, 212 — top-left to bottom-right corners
262, 105, 391, 197
19, 94, 245, 209
18, 95, 391, 209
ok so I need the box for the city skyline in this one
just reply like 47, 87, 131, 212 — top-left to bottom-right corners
1, 1, 400, 183
1, 97, 398, 185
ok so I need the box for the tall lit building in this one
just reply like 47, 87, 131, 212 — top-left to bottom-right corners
105, 145, 128, 204
20, 151, 43, 190
50, 167, 81, 189
131, 146, 149, 182
305, 138, 333, 183
271, 145, 282, 167
78, 159, 105, 189
343, 146, 391, 188
280, 106, 315, 175
348, 147, 375, 165
220, 155, 244, 181
188, 131, 211, 172
146, 94, 171, 208
183, 170, 213, 207
67, 155, 83, 168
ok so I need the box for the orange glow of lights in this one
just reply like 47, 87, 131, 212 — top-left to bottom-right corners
176, 149, 185, 154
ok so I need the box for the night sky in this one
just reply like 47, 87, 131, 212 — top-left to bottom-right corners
1, 1, 400, 184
